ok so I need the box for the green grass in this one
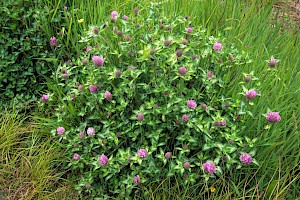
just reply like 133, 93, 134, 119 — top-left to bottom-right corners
1, 0, 299, 199
0, 109, 77, 199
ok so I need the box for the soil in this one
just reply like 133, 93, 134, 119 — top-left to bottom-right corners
273, 0, 300, 29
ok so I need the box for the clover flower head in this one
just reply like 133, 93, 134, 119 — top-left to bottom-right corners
137, 148, 148, 158
187, 100, 197, 109
246, 90, 257, 100
98, 154, 108, 166
137, 113, 144, 121
239, 153, 253, 164
92, 56, 104, 67
111, 11, 118, 19
50, 36, 58, 46
133, 175, 140, 184
42, 94, 48, 102
79, 131, 84, 138
86, 46, 92, 53
266, 112, 281, 123
165, 152, 172, 159
105, 91, 112, 101
208, 71, 214, 80
186, 27, 193, 33
182, 39, 189, 45
220, 119, 226, 126
178, 67, 187, 75
183, 162, 190, 169
134, 7, 139, 15
176, 49, 183, 57
73, 153, 80, 160
213, 42, 222, 52
182, 114, 189, 122
87, 127, 95, 136
203, 161, 216, 174
89, 85, 98, 94
122, 15, 129, 20
269, 58, 277, 67
245, 76, 252, 82
57, 126, 65, 135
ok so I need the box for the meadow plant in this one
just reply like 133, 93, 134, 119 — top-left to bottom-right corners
44, 3, 273, 198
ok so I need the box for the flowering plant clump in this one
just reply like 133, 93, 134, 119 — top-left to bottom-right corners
44, 3, 273, 198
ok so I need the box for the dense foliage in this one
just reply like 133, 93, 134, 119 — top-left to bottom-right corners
41, 3, 262, 198
0, 0, 77, 108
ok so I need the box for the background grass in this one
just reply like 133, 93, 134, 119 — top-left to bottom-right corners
0, 108, 78, 199
1, 0, 299, 199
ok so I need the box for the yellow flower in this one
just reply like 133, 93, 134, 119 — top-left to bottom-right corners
210, 187, 216, 193
78, 19, 84, 24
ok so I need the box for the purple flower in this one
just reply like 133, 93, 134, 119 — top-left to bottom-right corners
111, 11, 118, 19
116, 30, 123, 36
133, 175, 140, 184
266, 112, 281, 123
214, 121, 220, 127
186, 27, 193, 33
78, 84, 84, 91
87, 127, 95, 136
176, 49, 183, 57
79, 131, 84, 138
50, 36, 58, 47
213, 42, 222, 52
208, 71, 214, 80
239, 153, 252, 164
183, 162, 190, 169
245, 76, 251, 82
165, 152, 172, 159
42, 94, 48, 102
164, 40, 172, 47
122, 15, 129, 20
73, 153, 80, 160
64, 6, 68, 11
98, 154, 108, 166
203, 161, 216, 174
66, 60, 71, 65
269, 58, 277, 67
92, 56, 104, 67
62, 73, 69, 79
85, 183, 91, 189
201, 104, 207, 110
187, 100, 197, 109
137, 113, 144, 121
134, 7, 139, 15
116, 71, 122, 77
178, 67, 187, 75
105, 91, 112, 101
182, 39, 189, 45
70, 94, 75, 100
228, 55, 234, 61
246, 90, 257, 100
220, 119, 226, 126
125, 35, 131, 41
193, 54, 198, 60
93, 27, 99, 34
137, 148, 148, 158
57, 126, 65, 135
89, 85, 98, 94
86, 46, 92, 53
182, 114, 189, 122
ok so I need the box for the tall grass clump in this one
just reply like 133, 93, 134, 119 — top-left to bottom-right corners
0, 108, 77, 199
